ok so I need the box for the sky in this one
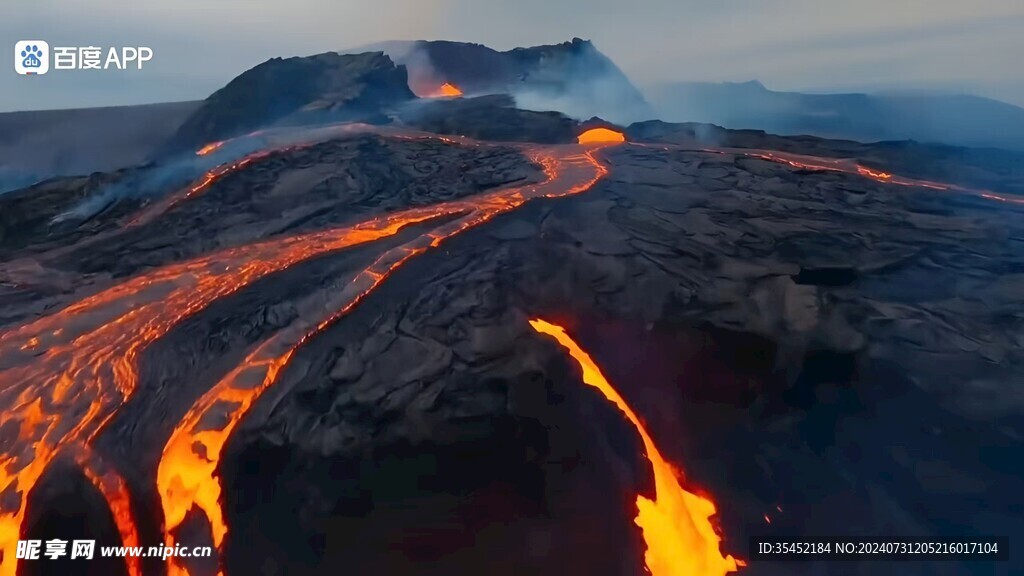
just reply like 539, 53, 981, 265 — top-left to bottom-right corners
3, 0, 1024, 112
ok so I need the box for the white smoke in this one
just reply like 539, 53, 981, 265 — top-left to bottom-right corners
511, 72, 654, 125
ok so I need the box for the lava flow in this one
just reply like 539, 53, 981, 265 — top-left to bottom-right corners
0, 134, 615, 576
127, 143, 308, 227
707, 147, 1024, 205
438, 82, 463, 97
425, 82, 463, 97
74, 446, 142, 576
156, 142, 616, 575
131, 124, 386, 229
195, 141, 225, 156
0, 205, 467, 576
414, 81, 464, 98
528, 319, 741, 576
131, 124, 478, 231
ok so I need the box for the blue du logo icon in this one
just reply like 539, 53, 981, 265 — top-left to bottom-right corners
21, 45, 43, 68
14, 40, 49, 75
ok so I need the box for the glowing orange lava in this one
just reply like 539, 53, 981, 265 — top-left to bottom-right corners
417, 82, 464, 98
157, 141, 618, 574
0, 208, 449, 576
856, 166, 892, 180
437, 82, 463, 97
528, 319, 741, 576
75, 447, 142, 576
0, 127, 618, 575
694, 146, 1024, 204
577, 128, 626, 144
1, 158, 530, 573
196, 141, 225, 156
127, 143, 310, 227
131, 125, 466, 230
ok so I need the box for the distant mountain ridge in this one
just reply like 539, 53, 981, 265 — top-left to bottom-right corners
646, 80, 1024, 151
0, 101, 200, 194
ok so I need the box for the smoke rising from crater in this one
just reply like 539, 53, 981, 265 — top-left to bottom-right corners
357, 39, 654, 126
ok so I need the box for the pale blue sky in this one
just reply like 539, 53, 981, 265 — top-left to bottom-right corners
3, 0, 1023, 111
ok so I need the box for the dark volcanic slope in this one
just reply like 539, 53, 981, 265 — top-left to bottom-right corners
67, 136, 535, 277
400, 94, 579, 143
161, 52, 415, 155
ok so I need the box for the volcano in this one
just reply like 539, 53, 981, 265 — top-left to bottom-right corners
1, 37, 1023, 576
357, 38, 654, 125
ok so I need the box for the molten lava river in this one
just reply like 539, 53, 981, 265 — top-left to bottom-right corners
0, 129, 676, 576
529, 320, 741, 576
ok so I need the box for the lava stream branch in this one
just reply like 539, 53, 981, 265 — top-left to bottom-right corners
628, 142, 1024, 206
707, 147, 1024, 205
126, 143, 314, 228
528, 319, 741, 576
0, 138, 611, 576
195, 141, 226, 156
72, 445, 142, 576
131, 124, 413, 229
0, 205, 463, 576
31, 124, 429, 265
133, 123, 482, 228
156, 144, 614, 575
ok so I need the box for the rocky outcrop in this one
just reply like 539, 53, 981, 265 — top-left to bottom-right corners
160, 52, 415, 154
400, 94, 579, 143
